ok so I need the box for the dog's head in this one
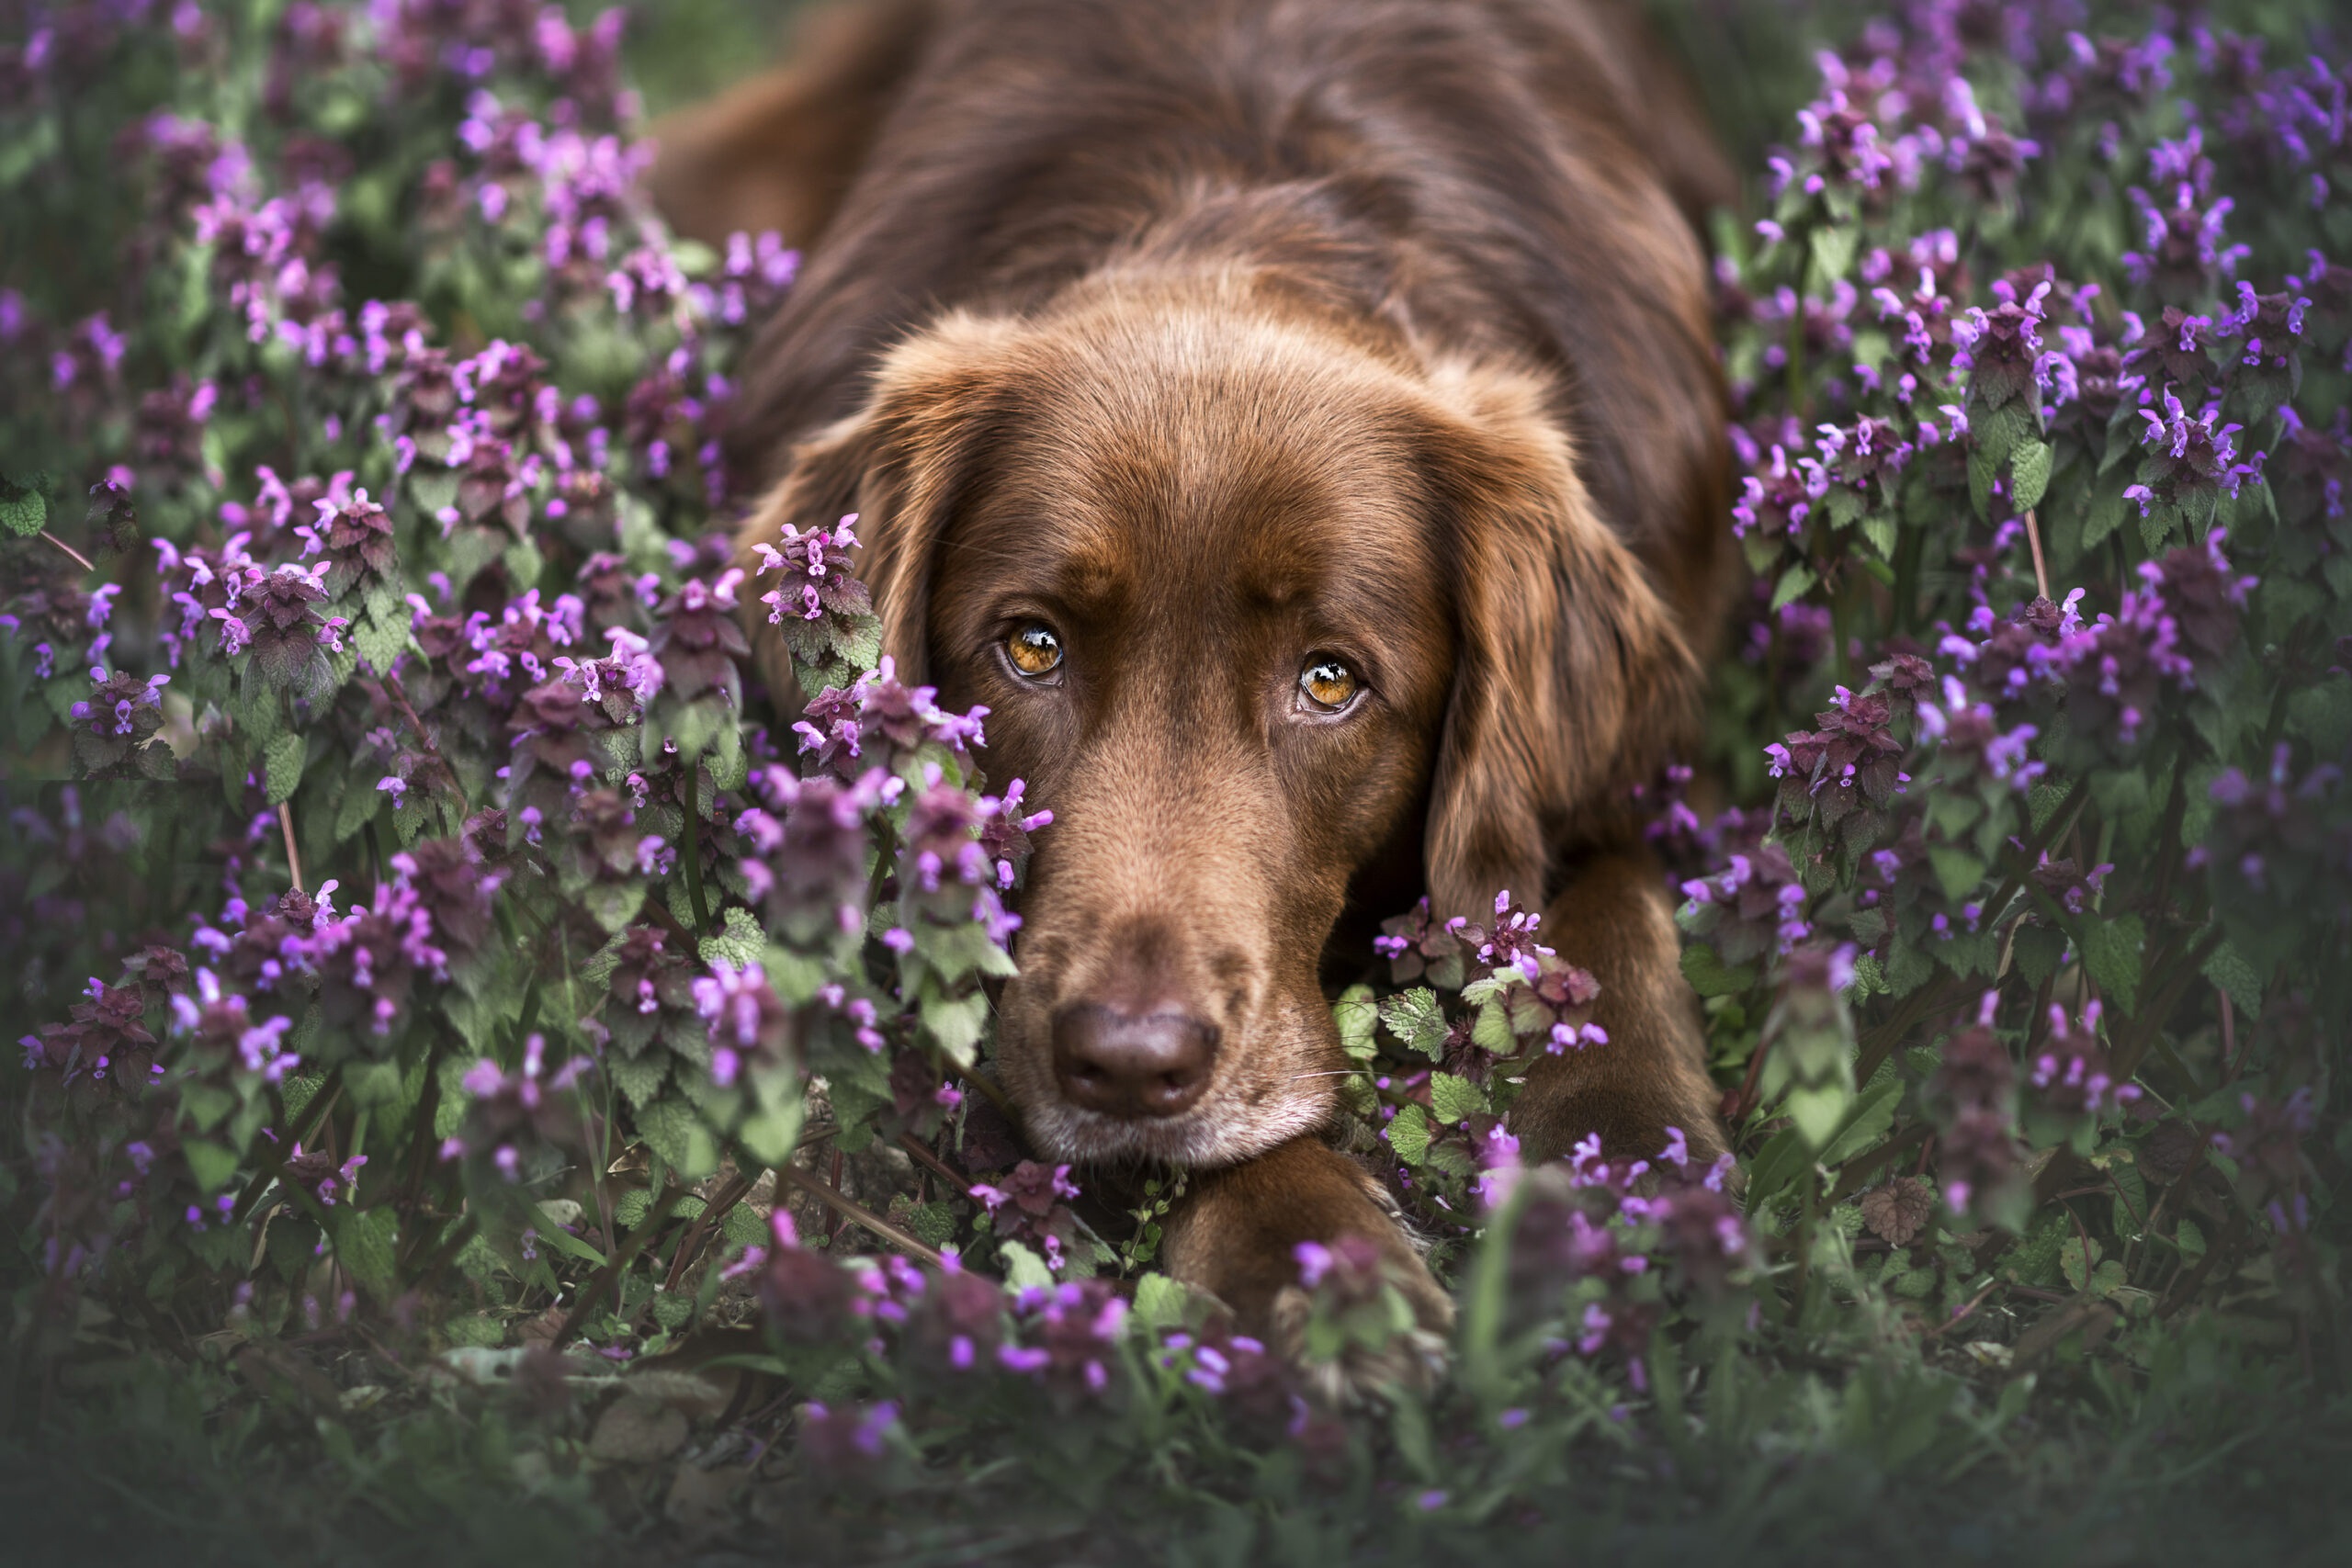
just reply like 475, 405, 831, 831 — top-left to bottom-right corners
738, 273, 1695, 1168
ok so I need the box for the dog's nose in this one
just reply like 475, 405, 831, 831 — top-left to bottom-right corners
1050, 1003, 1218, 1118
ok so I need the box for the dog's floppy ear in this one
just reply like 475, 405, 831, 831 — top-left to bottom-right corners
1416, 362, 1701, 919
731, 311, 1023, 702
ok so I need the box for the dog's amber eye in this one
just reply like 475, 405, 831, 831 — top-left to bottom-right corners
1006, 622, 1064, 678
1298, 656, 1361, 711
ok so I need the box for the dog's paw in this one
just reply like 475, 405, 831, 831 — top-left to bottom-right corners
1267, 1276, 1451, 1406
1157, 1135, 1457, 1402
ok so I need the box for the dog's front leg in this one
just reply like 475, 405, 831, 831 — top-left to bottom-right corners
1157, 1135, 1452, 1394
1510, 845, 1731, 1168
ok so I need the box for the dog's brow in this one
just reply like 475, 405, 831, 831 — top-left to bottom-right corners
951, 502, 1131, 607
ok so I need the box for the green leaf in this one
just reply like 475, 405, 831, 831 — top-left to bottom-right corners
918, 988, 990, 1063
1784, 1081, 1853, 1152
606, 1049, 668, 1109
529, 1221, 608, 1270
1333, 985, 1379, 1060
1860, 512, 1898, 561
408, 468, 459, 522
1927, 790, 1984, 840
331, 1206, 401, 1302
0, 476, 46, 537
2059, 1235, 2101, 1294
2012, 923, 2068, 987
183, 1138, 240, 1193
1846, 952, 1885, 999
1770, 562, 1817, 612
1968, 446, 1996, 521
1132, 1272, 1201, 1332
2010, 436, 2053, 513
1470, 997, 1516, 1055
180, 1083, 237, 1134
333, 770, 384, 844
2139, 497, 2183, 553
444, 1314, 503, 1349
353, 607, 409, 675
1680, 942, 1758, 998
263, 731, 307, 806
722, 1203, 766, 1248
735, 1076, 805, 1168
2287, 681, 2352, 760
2028, 783, 2071, 835
1378, 987, 1450, 1059
2082, 489, 2131, 550
636, 1095, 721, 1179
1817, 1076, 1901, 1167
1428, 1073, 1487, 1125
998, 1239, 1055, 1290
1939, 929, 1999, 978
1388, 1102, 1432, 1165
1807, 222, 1857, 286
1821, 486, 1866, 530
1742, 1126, 1813, 1209
1974, 398, 2035, 468
697, 905, 763, 968
583, 881, 646, 934
345, 1060, 406, 1110
280, 1071, 326, 1124
2201, 941, 2262, 1021
1928, 845, 1988, 903
2077, 915, 2144, 1014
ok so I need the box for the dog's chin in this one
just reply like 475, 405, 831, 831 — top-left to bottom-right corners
1019, 1089, 1334, 1172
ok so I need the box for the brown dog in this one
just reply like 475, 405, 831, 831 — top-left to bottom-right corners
654, 0, 1738, 1350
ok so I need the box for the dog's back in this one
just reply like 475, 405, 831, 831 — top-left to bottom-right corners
671, 0, 1734, 632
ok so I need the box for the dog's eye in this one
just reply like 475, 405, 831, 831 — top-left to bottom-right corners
1006, 622, 1064, 678
1298, 656, 1361, 711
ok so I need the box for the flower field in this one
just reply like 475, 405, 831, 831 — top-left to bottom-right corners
1, 2, 2346, 1562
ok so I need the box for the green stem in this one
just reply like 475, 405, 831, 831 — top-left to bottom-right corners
510, 973, 542, 1051
1891, 521, 1924, 635
1785, 231, 1811, 423
1967, 777, 2092, 942
680, 760, 713, 936
2110, 929, 2225, 1085
396, 1041, 447, 1218
1791, 1176, 1819, 1317
38, 529, 94, 575
1826, 1125, 1932, 1204
230, 1070, 344, 1226
551, 1207, 667, 1350
1829, 579, 1854, 685
865, 814, 899, 914
661, 1170, 755, 1293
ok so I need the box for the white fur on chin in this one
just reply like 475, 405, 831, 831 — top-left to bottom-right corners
1023, 1085, 1335, 1170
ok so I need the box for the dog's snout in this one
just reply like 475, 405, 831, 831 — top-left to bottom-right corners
1051, 1003, 1219, 1119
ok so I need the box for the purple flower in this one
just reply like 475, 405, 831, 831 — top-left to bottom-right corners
1679, 840, 1810, 964
970, 1160, 1081, 1255
997, 1279, 1129, 1400
691, 962, 792, 1085
2027, 1001, 2141, 1119
797, 1399, 899, 1472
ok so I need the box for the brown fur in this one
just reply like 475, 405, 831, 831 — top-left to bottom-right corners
656, 0, 1737, 1356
